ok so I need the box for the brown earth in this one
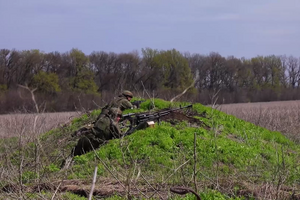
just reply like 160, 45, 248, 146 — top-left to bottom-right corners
159, 110, 210, 130
3, 178, 300, 199
1, 179, 182, 199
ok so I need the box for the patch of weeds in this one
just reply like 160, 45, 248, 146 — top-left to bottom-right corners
62, 192, 87, 200
71, 114, 89, 124
70, 163, 95, 179
22, 171, 37, 184
45, 163, 60, 173
74, 155, 89, 165
170, 189, 250, 200
174, 120, 189, 129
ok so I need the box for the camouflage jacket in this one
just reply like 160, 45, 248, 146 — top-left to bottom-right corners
101, 95, 133, 114
93, 114, 122, 141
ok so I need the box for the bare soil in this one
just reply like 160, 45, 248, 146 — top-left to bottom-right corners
2, 178, 300, 199
160, 111, 210, 129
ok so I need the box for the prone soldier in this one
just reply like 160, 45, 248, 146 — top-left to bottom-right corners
72, 107, 123, 156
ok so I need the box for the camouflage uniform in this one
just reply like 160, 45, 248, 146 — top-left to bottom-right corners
73, 108, 122, 156
100, 90, 134, 117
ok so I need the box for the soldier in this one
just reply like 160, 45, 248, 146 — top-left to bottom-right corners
73, 107, 123, 156
99, 90, 134, 118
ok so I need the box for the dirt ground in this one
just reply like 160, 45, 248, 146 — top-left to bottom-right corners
2, 177, 299, 200
160, 110, 209, 129
1, 179, 188, 199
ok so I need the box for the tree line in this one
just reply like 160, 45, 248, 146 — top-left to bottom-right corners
0, 48, 299, 113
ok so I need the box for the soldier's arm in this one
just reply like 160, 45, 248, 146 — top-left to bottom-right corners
110, 121, 123, 138
72, 125, 93, 137
120, 99, 134, 110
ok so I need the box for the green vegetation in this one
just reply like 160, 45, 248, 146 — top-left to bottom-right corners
1, 98, 300, 199
68, 48, 99, 94
32, 71, 61, 93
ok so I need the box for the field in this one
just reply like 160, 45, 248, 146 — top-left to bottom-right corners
0, 112, 80, 138
217, 100, 300, 143
1, 100, 299, 141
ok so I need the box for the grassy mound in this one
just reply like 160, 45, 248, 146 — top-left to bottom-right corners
1, 99, 300, 199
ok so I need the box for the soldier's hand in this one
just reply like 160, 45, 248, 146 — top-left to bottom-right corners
71, 131, 77, 137
71, 130, 82, 137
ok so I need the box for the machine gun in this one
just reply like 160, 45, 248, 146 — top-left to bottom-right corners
121, 104, 192, 135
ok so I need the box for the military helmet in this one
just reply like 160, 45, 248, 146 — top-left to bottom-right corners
122, 90, 133, 98
109, 107, 122, 118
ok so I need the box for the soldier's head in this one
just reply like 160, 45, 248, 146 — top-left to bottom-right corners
122, 90, 133, 101
109, 108, 122, 122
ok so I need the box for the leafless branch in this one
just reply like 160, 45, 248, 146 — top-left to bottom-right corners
88, 166, 98, 200
17, 84, 39, 113
170, 81, 195, 103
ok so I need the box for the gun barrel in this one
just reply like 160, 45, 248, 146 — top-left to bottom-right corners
122, 113, 136, 118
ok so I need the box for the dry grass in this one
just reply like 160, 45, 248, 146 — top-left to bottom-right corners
217, 100, 300, 142
0, 112, 80, 138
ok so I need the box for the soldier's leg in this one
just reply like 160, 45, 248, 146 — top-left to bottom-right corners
73, 136, 100, 156
125, 121, 150, 135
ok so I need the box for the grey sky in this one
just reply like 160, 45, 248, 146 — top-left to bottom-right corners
0, 0, 299, 58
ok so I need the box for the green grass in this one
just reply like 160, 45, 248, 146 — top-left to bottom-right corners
1, 98, 300, 199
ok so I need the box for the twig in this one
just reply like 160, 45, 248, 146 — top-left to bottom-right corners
141, 81, 155, 109
193, 132, 198, 193
92, 100, 101, 108
170, 186, 201, 200
88, 166, 98, 200
17, 84, 39, 113
170, 81, 195, 102
148, 159, 190, 199
51, 182, 62, 200
91, 143, 125, 189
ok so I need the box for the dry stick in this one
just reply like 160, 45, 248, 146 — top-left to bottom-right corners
164, 159, 191, 185
88, 166, 98, 200
276, 145, 287, 200
18, 85, 43, 182
17, 84, 39, 113
211, 88, 221, 109
51, 182, 62, 200
119, 140, 133, 198
170, 186, 201, 200
170, 80, 195, 103
121, 141, 151, 199
33, 115, 40, 183
91, 144, 125, 189
148, 159, 190, 199
139, 174, 162, 199
21, 85, 51, 173
211, 89, 221, 190
133, 85, 142, 98
131, 171, 151, 199
193, 132, 198, 193
120, 138, 151, 199
92, 100, 101, 108
140, 81, 155, 109
118, 139, 142, 198
18, 127, 26, 197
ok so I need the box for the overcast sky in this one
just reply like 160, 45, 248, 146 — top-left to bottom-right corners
0, 0, 299, 58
